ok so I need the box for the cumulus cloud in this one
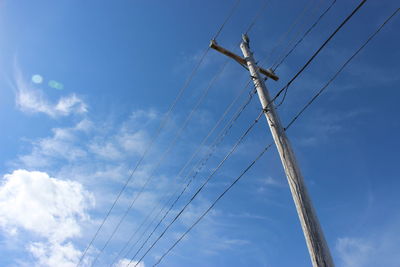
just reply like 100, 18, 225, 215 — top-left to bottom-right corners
114, 258, 145, 267
0, 169, 94, 266
87, 118, 151, 161
19, 121, 90, 168
28, 242, 84, 267
14, 66, 87, 117
0, 169, 94, 242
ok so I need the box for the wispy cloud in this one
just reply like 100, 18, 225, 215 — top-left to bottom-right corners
296, 108, 370, 147
336, 237, 373, 267
335, 217, 400, 267
13, 65, 87, 118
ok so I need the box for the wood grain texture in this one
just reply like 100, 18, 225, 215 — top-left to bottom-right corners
240, 37, 334, 267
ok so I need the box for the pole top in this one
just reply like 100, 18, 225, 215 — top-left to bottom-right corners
242, 34, 250, 45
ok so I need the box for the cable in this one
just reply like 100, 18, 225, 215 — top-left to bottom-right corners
109, 80, 253, 267
121, 85, 255, 264
103, 0, 369, 264
124, 71, 268, 267
273, 0, 337, 71
129, 111, 264, 267
111, 2, 270, 262
77, 37, 209, 267
153, 142, 274, 266
245, 0, 270, 35
124, 86, 256, 264
271, 0, 325, 70
91, 60, 229, 266
213, 0, 241, 40
261, 0, 317, 66
147, 5, 400, 266
285, 6, 400, 131
114, 4, 270, 262
78, 2, 242, 264
271, 0, 367, 108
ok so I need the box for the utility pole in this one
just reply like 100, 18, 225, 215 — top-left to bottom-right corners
210, 35, 334, 267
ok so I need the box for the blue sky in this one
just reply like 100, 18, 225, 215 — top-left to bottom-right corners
0, 0, 399, 266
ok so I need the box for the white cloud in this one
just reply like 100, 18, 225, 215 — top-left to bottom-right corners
19, 122, 89, 168
296, 108, 370, 147
336, 237, 373, 267
0, 169, 95, 266
114, 258, 145, 267
117, 130, 148, 155
261, 176, 282, 187
86, 116, 151, 162
129, 109, 157, 122
336, 219, 400, 267
0, 169, 94, 242
14, 66, 87, 117
89, 141, 124, 160
28, 241, 84, 267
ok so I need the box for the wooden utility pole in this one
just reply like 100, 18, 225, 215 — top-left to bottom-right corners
210, 35, 334, 267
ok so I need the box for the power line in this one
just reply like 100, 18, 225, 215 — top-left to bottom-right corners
261, 0, 317, 66
77, 1, 241, 264
77, 42, 207, 267
270, 0, 325, 69
245, 0, 269, 35
272, 0, 337, 71
126, 31, 346, 261
151, 7, 400, 265
144, 4, 370, 258
91, 60, 229, 266
153, 142, 274, 266
109, 80, 253, 267
213, 0, 241, 40
129, 111, 264, 267
272, 0, 367, 108
121, 84, 255, 263
94, 0, 371, 265
285, 6, 400, 131
109, 2, 272, 262
124, 86, 256, 264
112, 4, 274, 262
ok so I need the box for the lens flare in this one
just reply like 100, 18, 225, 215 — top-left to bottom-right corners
48, 80, 64, 90
31, 74, 43, 84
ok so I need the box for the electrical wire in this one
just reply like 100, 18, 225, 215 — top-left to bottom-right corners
272, 0, 367, 108
90, 60, 229, 266
77, 39, 209, 267
261, 0, 317, 66
151, 7, 400, 265
285, 6, 400, 131
213, 0, 241, 40
77, 1, 241, 264
123, 86, 256, 264
94, 0, 370, 265
112, 3, 274, 263
273, 0, 337, 71
271, 0, 325, 70
153, 142, 274, 266
245, 0, 270, 35
108, 1, 274, 262
129, 111, 264, 267
109, 81, 253, 267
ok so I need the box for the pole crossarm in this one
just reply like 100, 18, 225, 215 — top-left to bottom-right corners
210, 39, 279, 81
